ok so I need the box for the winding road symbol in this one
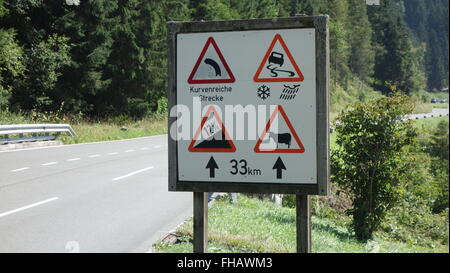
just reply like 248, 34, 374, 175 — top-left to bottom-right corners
204, 58, 221, 77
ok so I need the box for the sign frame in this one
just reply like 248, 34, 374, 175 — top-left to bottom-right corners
168, 16, 329, 195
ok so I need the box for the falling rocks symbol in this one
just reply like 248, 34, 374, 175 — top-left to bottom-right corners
194, 130, 231, 149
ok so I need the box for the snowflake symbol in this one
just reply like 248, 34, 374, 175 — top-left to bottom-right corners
257, 85, 270, 100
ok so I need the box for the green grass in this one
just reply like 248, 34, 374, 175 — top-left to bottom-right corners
413, 102, 448, 114
0, 110, 167, 144
432, 103, 449, 109
330, 78, 382, 114
59, 117, 167, 144
412, 116, 449, 130
413, 102, 434, 114
411, 91, 449, 113
154, 195, 448, 253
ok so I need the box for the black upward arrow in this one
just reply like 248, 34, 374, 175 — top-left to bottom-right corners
272, 157, 286, 179
206, 156, 219, 178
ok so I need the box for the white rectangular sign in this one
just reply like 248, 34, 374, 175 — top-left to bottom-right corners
176, 28, 316, 184
168, 17, 329, 194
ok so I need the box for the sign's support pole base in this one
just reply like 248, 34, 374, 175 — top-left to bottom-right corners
296, 194, 311, 253
193, 192, 208, 253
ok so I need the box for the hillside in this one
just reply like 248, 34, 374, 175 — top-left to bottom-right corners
1, 0, 448, 118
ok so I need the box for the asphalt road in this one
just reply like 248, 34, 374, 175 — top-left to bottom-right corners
1, 108, 447, 253
0, 135, 192, 253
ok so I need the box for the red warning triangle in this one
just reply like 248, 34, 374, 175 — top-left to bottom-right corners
188, 37, 236, 84
253, 34, 304, 83
254, 105, 305, 153
189, 105, 236, 152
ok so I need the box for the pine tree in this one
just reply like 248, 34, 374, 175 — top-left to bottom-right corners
403, 0, 449, 90
368, 0, 419, 94
327, 0, 351, 86
189, 0, 208, 21
347, 0, 374, 82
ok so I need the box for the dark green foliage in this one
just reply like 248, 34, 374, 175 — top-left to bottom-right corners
381, 119, 449, 245
347, 0, 374, 82
282, 194, 295, 208
367, 0, 425, 94
0, 28, 24, 110
12, 34, 71, 111
403, 0, 449, 91
289, 0, 314, 16
0, 0, 6, 16
331, 95, 416, 241
427, 120, 449, 213
189, 0, 208, 20
0, 0, 448, 117
430, 120, 449, 161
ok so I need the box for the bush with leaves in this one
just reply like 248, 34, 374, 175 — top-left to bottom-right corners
0, 28, 24, 110
331, 95, 416, 241
421, 120, 449, 213
11, 34, 71, 112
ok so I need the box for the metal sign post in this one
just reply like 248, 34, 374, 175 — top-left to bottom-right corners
297, 195, 311, 253
193, 192, 208, 253
167, 16, 329, 253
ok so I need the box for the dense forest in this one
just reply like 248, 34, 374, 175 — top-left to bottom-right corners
0, 0, 448, 118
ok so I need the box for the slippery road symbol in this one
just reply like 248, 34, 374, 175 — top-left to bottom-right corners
266, 51, 295, 78
253, 34, 304, 83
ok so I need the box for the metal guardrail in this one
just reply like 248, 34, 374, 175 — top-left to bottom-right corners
0, 124, 76, 144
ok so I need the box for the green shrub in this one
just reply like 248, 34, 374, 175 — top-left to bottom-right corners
383, 200, 449, 246
411, 119, 449, 213
156, 97, 168, 115
282, 194, 295, 208
110, 114, 132, 125
432, 166, 449, 213
430, 120, 449, 161
332, 94, 416, 241
127, 98, 151, 118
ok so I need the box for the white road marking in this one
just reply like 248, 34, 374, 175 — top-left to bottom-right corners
153, 145, 162, 148
141, 147, 149, 150
125, 149, 135, 153
112, 166, 154, 181
88, 154, 101, 158
42, 162, 57, 166
67, 158, 81, 162
108, 152, 119, 155
11, 167, 30, 172
0, 197, 59, 218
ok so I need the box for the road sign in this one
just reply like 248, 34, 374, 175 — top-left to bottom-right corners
254, 105, 305, 153
168, 16, 329, 195
187, 37, 236, 84
188, 105, 236, 152
253, 34, 305, 82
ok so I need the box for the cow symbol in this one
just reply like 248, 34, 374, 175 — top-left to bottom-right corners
268, 132, 292, 148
